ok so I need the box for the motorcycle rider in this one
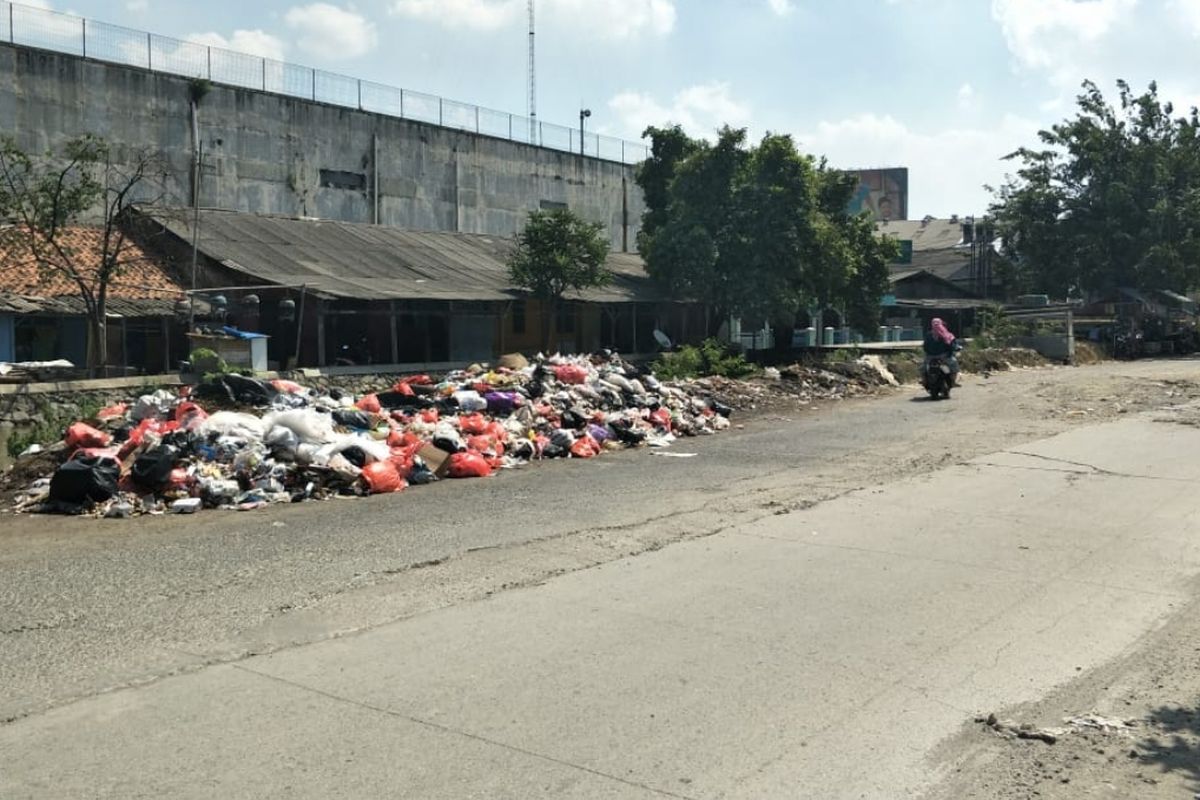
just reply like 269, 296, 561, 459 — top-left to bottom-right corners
922, 317, 961, 384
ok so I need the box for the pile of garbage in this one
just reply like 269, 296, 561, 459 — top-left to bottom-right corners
4, 353, 732, 518
686, 356, 901, 413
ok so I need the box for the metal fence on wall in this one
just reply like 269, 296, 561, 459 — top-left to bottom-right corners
0, 1, 650, 165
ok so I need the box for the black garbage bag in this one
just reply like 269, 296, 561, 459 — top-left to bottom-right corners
332, 409, 373, 429
708, 399, 733, 418
223, 374, 278, 405
131, 445, 178, 489
49, 455, 120, 506
376, 391, 432, 411
340, 445, 368, 469
609, 419, 648, 445
560, 408, 588, 430
192, 374, 278, 406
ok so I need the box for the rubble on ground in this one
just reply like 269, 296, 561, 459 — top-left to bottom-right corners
689, 356, 899, 413
1, 353, 733, 519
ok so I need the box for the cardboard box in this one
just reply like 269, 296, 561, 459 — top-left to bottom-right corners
417, 444, 451, 478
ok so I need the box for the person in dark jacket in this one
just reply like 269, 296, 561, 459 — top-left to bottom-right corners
922, 317, 961, 382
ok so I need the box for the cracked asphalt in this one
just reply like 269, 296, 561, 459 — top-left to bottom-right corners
4, 359, 1200, 798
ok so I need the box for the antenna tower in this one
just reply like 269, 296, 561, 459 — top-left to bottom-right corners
527, 0, 537, 144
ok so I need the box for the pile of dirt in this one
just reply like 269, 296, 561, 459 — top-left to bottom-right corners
959, 347, 1049, 374
687, 357, 898, 413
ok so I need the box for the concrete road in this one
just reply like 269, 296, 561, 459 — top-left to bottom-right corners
3, 360, 1200, 797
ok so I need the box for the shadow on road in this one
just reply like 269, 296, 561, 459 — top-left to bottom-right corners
1138, 702, 1200, 789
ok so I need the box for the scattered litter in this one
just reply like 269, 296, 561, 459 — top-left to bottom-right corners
3, 352, 733, 519
1064, 714, 1138, 732
651, 452, 699, 458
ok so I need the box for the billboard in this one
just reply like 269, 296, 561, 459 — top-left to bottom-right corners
846, 168, 908, 221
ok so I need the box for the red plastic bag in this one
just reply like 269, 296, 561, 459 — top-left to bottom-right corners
649, 408, 672, 431
362, 460, 407, 494
393, 381, 415, 397
387, 429, 416, 448
447, 451, 493, 478
174, 401, 208, 431
484, 421, 509, 443
167, 468, 193, 490
458, 413, 489, 436
419, 408, 440, 424
65, 422, 112, 450
554, 364, 588, 385
96, 403, 128, 422
570, 435, 602, 459
271, 379, 305, 394
467, 434, 504, 457
356, 394, 382, 414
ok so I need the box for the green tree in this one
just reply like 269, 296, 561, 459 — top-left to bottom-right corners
507, 209, 612, 351
0, 134, 168, 373
991, 80, 1200, 298
636, 126, 898, 347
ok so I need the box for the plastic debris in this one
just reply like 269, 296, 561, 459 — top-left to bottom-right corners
5, 351, 734, 518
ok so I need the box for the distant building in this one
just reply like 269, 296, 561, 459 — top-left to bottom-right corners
0, 227, 187, 374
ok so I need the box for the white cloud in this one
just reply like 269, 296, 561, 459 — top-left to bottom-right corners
957, 82, 976, 110
186, 30, 287, 62
990, 0, 1137, 84
126, 0, 149, 11
799, 112, 1042, 217
390, 0, 675, 39
1171, 0, 1200, 35
608, 82, 751, 138
284, 3, 378, 60
767, 0, 794, 15
390, 0, 518, 30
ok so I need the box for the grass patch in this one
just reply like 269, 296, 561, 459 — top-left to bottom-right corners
653, 338, 758, 380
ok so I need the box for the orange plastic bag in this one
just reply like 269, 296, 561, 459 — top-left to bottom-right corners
65, 422, 112, 450
467, 434, 504, 457
96, 403, 128, 421
271, 379, 305, 394
174, 401, 208, 431
447, 451, 493, 478
362, 460, 407, 494
570, 435, 602, 459
458, 413, 489, 436
554, 364, 588, 385
356, 394, 382, 414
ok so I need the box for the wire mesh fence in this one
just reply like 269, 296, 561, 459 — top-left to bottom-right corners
1, 1, 650, 164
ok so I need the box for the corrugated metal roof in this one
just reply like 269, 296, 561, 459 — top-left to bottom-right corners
0, 290, 177, 317
151, 210, 666, 304
877, 218, 966, 251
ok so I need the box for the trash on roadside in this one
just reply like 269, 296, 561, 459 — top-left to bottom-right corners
3, 351, 738, 519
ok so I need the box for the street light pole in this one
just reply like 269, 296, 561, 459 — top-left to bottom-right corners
579, 108, 591, 157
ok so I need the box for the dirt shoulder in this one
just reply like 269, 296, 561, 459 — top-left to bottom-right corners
924, 576, 1200, 799
923, 400, 1200, 800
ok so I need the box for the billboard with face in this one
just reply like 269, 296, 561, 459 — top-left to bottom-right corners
846, 168, 908, 221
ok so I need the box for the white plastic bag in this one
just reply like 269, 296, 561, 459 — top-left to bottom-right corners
198, 411, 265, 441
262, 409, 335, 444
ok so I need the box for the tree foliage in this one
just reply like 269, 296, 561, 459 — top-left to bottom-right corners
635, 126, 897, 341
991, 80, 1200, 297
0, 135, 168, 372
507, 208, 612, 349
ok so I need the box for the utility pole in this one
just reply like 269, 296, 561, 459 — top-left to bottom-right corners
579, 108, 591, 157
527, 0, 537, 144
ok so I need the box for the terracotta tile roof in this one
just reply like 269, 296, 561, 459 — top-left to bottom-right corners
0, 226, 184, 300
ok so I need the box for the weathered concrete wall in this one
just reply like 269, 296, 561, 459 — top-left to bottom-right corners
0, 43, 643, 250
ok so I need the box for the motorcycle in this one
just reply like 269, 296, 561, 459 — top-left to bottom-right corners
922, 356, 955, 400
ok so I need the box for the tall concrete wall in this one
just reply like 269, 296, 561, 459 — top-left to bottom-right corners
0, 43, 643, 250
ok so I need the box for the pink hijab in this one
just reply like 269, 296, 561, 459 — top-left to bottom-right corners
931, 318, 955, 345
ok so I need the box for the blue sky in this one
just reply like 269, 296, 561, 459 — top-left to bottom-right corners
18, 0, 1200, 217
